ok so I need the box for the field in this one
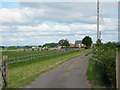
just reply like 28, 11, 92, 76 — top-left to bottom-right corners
2, 50, 58, 58
1, 49, 89, 88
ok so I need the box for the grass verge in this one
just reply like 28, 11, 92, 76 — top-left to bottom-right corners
7, 49, 89, 88
87, 58, 102, 88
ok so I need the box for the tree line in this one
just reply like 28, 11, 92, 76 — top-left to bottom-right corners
1, 36, 93, 49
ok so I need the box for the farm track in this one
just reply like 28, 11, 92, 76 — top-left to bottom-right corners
23, 51, 92, 88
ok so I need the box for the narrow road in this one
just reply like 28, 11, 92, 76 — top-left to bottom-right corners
23, 52, 92, 88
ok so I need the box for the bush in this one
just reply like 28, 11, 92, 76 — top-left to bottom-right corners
88, 42, 117, 87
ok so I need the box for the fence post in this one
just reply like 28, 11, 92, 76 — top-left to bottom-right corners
0, 59, 2, 90
116, 52, 120, 89
2, 56, 8, 88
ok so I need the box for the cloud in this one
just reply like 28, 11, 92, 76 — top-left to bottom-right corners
0, 2, 117, 25
2, 23, 117, 38
10, 38, 25, 41
20, 2, 117, 22
1, 24, 98, 37
0, 2, 98, 25
0, 2, 118, 45
0, 8, 45, 25
0, 8, 26, 24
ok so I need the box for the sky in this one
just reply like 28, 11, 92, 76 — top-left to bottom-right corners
0, 1, 118, 46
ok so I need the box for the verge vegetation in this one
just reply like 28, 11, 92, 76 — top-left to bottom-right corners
6, 49, 89, 88
87, 42, 118, 88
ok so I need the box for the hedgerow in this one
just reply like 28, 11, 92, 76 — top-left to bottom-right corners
88, 42, 117, 87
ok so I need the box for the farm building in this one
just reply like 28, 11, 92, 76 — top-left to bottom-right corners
75, 40, 82, 45
69, 40, 85, 48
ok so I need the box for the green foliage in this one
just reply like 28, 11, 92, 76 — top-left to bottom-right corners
24, 46, 32, 49
58, 39, 70, 47
87, 42, 117, 87
7, 46, 18, 50
0, 46, 5, 48
117, 42, 120, 52
38, 45, 42, 47
96, 39, 102, 47
43, 43, 58, 48
82, 36, 92, 48
43, 45, 50, 48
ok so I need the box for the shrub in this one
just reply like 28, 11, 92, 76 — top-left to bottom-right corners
89, 42, 117, 87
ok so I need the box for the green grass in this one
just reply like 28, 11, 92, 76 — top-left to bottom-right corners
2, 50, 59, 58
87, 58, 101, 88
7, 49, 89, 88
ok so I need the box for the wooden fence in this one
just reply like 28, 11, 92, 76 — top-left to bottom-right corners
0, 49, 78, 89
0, 59, 2, 90
0, 56, 8, 89
7, 49, 77, 65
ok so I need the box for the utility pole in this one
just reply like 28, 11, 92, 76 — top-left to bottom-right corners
116, 1, 120, 89
99, 31, 101, 40
97, 0, 99, 40
116, 52, 120, 89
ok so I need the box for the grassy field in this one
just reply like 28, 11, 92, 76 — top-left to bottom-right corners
6, 49, 89, 88
2, 50, 59, 58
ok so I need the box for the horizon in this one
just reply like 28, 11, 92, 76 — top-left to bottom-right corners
1, 40, 119, 47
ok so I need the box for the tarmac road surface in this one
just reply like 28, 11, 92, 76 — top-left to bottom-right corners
23, 52, 92, 88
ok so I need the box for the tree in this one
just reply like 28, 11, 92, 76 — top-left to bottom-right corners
82, 36, 92, 48
43, 43, 58, 48
24, 46, 32, 49
38, 45, 42, 47
0, 46, 4, 48
44, 45, 51, 48
58, 39, 70, 48
96, 39, 102, 47
7, 46, 18, 50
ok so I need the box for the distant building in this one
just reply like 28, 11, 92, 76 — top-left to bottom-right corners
75, 40, 85, 48
75, 40, 82, 45
75, 44, 84, 48
69, 44, 75, 48
69, 40, 85, 48
32, 47, 38, 49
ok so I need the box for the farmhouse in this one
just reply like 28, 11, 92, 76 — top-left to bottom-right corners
69, 40, 85, 48
69, 44, 75, 48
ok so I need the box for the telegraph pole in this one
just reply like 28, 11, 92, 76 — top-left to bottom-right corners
99, 31, 101, 40
116, 1, 120, 89
116, 52, 120, 89
97, 0, 99, 40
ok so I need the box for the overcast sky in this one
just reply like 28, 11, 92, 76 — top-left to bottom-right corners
0, 2, 118, 46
